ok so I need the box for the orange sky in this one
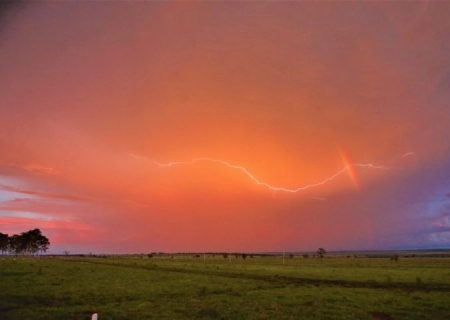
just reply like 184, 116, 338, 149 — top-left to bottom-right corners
1, 1, 450, 253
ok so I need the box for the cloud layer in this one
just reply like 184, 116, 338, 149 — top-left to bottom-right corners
1, 2, 450, 253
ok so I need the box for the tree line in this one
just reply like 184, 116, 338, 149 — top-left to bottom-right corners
0, 229, 50, 256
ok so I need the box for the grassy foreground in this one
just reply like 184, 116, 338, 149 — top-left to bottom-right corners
1, 255, 450, 319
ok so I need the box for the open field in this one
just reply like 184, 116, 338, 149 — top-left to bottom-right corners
1, 254, 450, 319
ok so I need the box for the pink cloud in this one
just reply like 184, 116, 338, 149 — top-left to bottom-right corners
23, 164, 61, 175
0, 183, 105, 203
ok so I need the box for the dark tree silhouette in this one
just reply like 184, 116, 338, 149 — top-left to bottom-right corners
2, 229, 50, 256
8, 234, 20, 255
0, 232, 8, 255
317, 248, 327, 260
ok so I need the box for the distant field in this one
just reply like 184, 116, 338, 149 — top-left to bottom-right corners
1, 254, 450, 319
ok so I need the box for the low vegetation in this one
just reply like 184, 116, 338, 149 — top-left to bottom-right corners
1, 253, 450, 319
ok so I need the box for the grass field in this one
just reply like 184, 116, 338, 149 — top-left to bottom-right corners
1, 254, 450, 319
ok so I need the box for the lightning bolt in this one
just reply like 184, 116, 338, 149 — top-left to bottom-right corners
131, 154, 395, 194
400, 152, 415, 158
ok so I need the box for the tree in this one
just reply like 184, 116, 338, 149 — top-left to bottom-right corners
2, 229, 50, 256
8, 234, 20, 255
23, 229, 50, 255
317, 248, 326, 260
223, 253, 228, 259
0, 233, 8, 255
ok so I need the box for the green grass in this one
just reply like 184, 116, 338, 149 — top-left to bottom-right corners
1, 255, 450, 319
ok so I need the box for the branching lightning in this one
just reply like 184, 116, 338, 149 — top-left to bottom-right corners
131, 154, 395, 194
400, 152, 415, 158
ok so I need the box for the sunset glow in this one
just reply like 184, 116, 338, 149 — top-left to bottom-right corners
1, 1, 450, 253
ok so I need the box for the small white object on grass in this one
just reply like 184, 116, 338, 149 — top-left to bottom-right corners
92, 313, 98, 320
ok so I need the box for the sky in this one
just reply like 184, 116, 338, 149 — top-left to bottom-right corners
1, 1, 450, 254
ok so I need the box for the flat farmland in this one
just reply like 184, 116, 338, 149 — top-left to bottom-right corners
1, 255, 450, 319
